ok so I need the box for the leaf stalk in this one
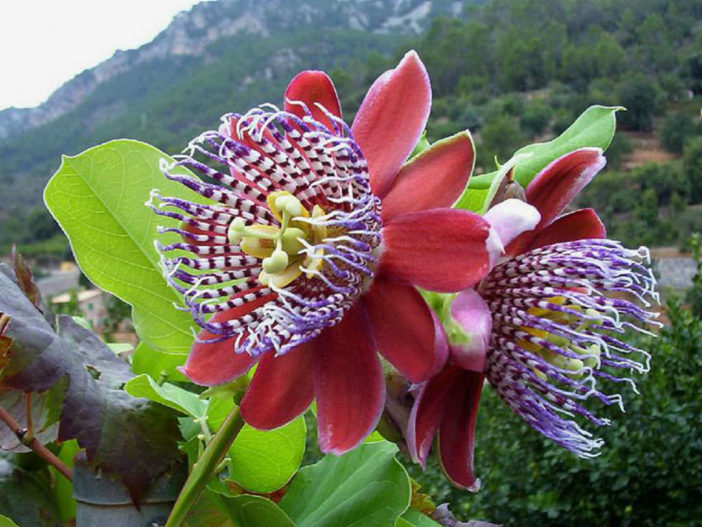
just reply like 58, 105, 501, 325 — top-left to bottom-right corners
0, 401, 73, 481
166, 406, 245, 526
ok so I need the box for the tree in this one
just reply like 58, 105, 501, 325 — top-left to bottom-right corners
660, 113, 699, 154
617, 74, 658, 131
683, 137, 702, 203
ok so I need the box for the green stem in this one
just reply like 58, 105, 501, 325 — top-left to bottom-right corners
166, 406, 245, 527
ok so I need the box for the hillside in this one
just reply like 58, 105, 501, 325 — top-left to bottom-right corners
2, 0, 702, 256
0, 0, 465, 140
0, 0, 467, 217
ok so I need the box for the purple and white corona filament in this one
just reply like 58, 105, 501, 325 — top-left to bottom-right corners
149, 104, 381, 357
479, 239, 659, 456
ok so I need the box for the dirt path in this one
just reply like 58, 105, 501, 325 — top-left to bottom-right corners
622, 131, 676, 170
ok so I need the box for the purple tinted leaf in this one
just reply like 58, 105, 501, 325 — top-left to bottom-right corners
0, 389, 61, 453
0, 265, 182, 503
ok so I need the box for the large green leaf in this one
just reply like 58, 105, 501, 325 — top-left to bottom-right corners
44, 139, 203, 354
229, 417, 306, 493
124, 374, 207, 418
184, 490, 295, 527
279, 441, 411, 527
129, 375, 306, 493
510, 105, 621, 186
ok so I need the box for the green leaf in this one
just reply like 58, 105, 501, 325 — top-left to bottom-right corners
279, 441, 411, 527
184, 490, 295, 527
206, 396, 237, 430
399, 509, 442, 526
455, 154, 530, 214
0, 515, 20, 527
455, 186, 489, 214
130, 341, 188, 383
44, 139, 205, 354
106, 342, 133, 355
229, 417, 306, 493
0, 456, 61, 526
50, 440, 81, 523
147, 387, 305, 494
510, 105, 622, 186
124, 374, 206, 419
410, 131, 431, 159
223, 495, 296, 527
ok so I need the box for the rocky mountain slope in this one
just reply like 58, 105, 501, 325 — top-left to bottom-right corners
0, 0, 462, 140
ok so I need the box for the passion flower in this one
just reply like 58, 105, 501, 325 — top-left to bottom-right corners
151, 52, 493, 453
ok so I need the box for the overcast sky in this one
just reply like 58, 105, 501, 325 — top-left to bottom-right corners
0, 0, 202, 111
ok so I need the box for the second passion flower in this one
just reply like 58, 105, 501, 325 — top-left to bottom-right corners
150, 51, 494, 454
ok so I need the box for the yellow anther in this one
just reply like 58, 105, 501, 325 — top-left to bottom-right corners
229, 193, 330, 289
578, 343, 601, 369
227, 217, 247, 244
548, 352, 584, 372
259, 265, 303, 288
520, 295, 595, 379
239, 225, 279, 258
275, 194, 304, 217
267, 191, 310, 222
281, 227, 306, 255
303, 250, 325, 278
311, 205, 328, 241
262, 249, 289, 274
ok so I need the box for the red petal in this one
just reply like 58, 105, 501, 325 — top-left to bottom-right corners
363, 278, 447, 383
284, 71, 342, 133
381, 130, 475, 222
407, 364, 463, 467
240, 343, 314, 430
181, 295, 275, 386
527, 208, 606, 251
313, 303, 384, 454
437, 369, 484, 491
379, 209, 491, 292
526, 147, 606, 228
352, 51, 431, 198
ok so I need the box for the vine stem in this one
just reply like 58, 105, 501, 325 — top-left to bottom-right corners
0, 401, 73, 481
166, 406, 245, 527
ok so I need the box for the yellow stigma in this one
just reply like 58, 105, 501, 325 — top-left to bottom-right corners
228, 191, 327, 288
518, 296, 602, 381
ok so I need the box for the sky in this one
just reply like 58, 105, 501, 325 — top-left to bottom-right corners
0, 0, 202, 111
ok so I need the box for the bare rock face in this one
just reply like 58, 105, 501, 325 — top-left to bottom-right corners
0, 0, 451, 139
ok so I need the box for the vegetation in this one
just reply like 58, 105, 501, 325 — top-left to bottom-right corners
332, 0, 702, 249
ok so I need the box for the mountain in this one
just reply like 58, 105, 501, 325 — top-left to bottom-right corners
0, 0, 467, 217
0, 0, 464, 140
